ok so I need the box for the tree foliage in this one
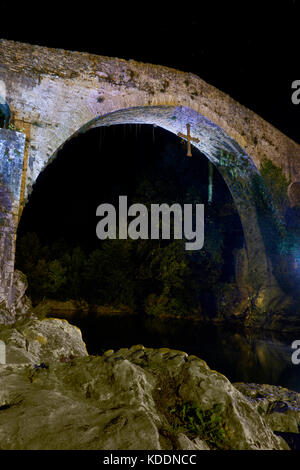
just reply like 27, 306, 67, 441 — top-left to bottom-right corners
16, 144, 243, 317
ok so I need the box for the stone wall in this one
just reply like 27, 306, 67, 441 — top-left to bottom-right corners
0, 129, 25, 306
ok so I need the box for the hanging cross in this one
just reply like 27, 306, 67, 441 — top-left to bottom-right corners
177, 123, 199, 157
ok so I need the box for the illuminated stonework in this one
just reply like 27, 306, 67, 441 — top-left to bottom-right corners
0, 129, 25, 306
288, 182, 300, 207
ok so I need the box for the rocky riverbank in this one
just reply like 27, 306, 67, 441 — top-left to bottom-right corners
34, 299, 137, 321
2, 269, 299, 333
0, 317, 299, 450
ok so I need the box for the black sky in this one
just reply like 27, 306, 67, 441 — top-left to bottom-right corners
2, 1, 300, 143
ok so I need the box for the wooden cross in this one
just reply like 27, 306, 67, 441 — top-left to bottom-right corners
177, 123, 199, 157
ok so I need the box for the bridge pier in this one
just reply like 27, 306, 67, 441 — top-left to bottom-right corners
238, 202, 289, 323
219, 170, 291, 325
0, 129, 25, 309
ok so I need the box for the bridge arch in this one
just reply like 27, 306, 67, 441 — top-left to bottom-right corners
25, 104, 284, 321
0, 39, 298, 323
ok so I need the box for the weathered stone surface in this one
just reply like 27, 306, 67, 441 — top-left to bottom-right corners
9, 270, 32, 316
176, 433, 210, 450
0, 129, 25, 311
234, 382, 300, 434
288, 182, 300, 207
0, 318, 88, 364
0, 330, 289, 450
0, 270, 33, 325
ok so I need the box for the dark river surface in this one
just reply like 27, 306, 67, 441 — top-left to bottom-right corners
69, 314, 300, 392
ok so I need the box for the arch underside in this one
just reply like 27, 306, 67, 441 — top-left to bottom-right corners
31, 105, 284, 316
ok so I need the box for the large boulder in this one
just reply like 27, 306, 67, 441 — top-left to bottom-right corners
0, 318, 88, 364
0, 339, 288, 450
234, 382, 300, 434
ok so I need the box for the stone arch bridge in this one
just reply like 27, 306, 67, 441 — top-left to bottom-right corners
0, 39, 299, 324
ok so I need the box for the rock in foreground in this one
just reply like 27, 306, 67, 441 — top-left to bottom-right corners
234, 382, 300, 434
0, 318, 88, 364
0, 324, 289, 450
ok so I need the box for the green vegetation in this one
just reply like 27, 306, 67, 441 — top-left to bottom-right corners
15, 230, 227, 317
16, 142, 243, 317
7, 122, 25, 133
260, 157, 289, 212
169, 401, 228, 449
16, 211, 239, 319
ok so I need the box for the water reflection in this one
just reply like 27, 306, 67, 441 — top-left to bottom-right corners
71, 313, 300, 392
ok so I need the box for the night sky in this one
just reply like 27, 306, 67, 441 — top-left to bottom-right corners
2, 1, 300, 143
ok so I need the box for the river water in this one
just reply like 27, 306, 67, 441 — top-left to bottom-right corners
68, 314, 300, 392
